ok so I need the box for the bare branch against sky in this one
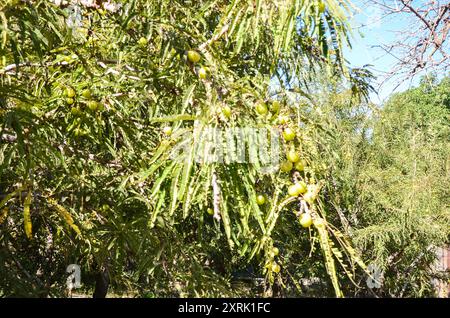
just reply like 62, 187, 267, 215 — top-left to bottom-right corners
364, 0, 449, 87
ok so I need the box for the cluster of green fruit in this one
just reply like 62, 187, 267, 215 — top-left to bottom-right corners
159, 47, 319, 253
265, 246, 281, 274
192, 50, 233, 120
67, 117, 88, 138
65, 87, 104, 114
254, 100, 281, 117
283, 148, 318, 204
64, 87, 104, 137
186, 50, 209, 80
280, 119, 319, 227
255, 113, 319, 232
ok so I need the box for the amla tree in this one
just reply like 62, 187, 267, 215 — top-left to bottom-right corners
0, 0, 371, 297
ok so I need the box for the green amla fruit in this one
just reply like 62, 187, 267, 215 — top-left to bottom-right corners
303, 184, 318, 204
255, 102, 268, 115
280, 160, 293, 172
198, 67, 208, 79
318, 1, 326, 13
299, 213, 312, 228
73, 128, 81, 137
73, 128, 87, 137
97, 102, 105, 111
282, 127, 296, 141
256, 194, 266, 205
187, 50, 201, 63
295, 159, 307, 171
270, 100, 281, 113
278, 115, 289, 125
82, 89, 92, 99
138, 37, 148, 46
163, 126, 173, 136
313, 217, 325, 228
287, 148, 300, 163
272, 247, 279, 256
66, 87, 76, 98
87, 101, 99, 111
70, 107, 83, 116
222, 105, 232, 118
271, 263, 281, 273
288, 181, 307, 197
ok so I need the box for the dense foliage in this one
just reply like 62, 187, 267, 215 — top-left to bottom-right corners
314, 77, 450, 297
0, 0, 448, 297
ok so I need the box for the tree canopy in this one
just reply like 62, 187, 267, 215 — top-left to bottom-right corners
0, 0, 448, 298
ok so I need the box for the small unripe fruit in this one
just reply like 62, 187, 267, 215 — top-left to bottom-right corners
73, 128, 81, 137
272, 247, 279, 256
303, 191, 317, 204
66, 97, 74, 105
87, 101, 98, 111
255, 102, 268, 115
96, 102, 105, 112
280, 160, 293, 172
71, 107, 82, 116
295, 159, 307, 171
299, 213, 313, 228
198, 67, 208, 79
304, 184, 318, 204
256, 194, 266, 205
73, 128, 87, 137
318, 1, 326, 13
271, 263, 281, 273
313, 217, 325, 228
282, 127, 296, 141
169, 48, 177, 56
278, 115, 289, 125
66, 87, 76, 98
288, 182, 307, 197
163, 126, 173, 136
138, 37, 148, 47
187, 50, 201, 63
287, 149, 300, 163
222, 105, 232, 118
82, 89, 92, 99
270, 100, 281, 113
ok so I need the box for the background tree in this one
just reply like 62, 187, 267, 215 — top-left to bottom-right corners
313, 76, 450, 297
354, 77, 450, 297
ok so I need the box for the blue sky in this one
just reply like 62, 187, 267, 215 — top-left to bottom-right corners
344, 1, 422, 103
